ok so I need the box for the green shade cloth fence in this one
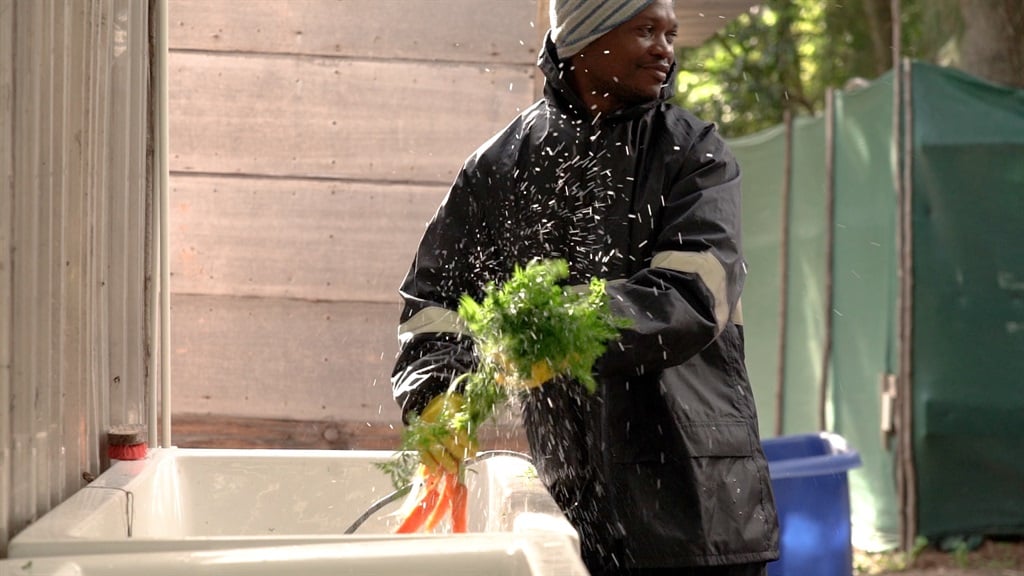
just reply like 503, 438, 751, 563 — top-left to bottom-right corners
729, 60, 1024, 550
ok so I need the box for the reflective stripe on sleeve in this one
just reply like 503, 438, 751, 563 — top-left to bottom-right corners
651, 250, 730, 334
398, 306, 467, 344
732, 298, 744, 326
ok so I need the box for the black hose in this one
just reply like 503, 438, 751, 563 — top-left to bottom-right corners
343, 450, 532, 535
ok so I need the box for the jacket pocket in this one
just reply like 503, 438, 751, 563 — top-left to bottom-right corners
606, 420, 777, 564
608, 408, 753, 463
677, 421, 754, 458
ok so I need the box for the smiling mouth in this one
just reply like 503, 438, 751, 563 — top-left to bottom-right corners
644, 65, 670, 82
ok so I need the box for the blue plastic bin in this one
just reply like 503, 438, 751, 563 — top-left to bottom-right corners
762, 433, 862, 576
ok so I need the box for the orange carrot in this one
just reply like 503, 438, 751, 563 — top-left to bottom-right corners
394, 490, 436, 533
394, 470, 443, 534
423, 472, 454, 531
394, 466, 471, 534
451, 477, 469, 533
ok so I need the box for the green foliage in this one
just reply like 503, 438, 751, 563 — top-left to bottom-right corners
377, 432, 432, 489
911, 535, 930, 561
376, 411, 461, 488
671, 0, 963, 138
672, 5, 789, 138
458, 259, 628, 394
380, 259, 629, 488
952, 540, 971, 568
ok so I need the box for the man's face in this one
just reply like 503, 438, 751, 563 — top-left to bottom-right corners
569, 0, 678, 115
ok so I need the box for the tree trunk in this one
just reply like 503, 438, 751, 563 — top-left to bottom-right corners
771, 0, 815, 113
862, 0, 895, 75
957, 0, 1024, 88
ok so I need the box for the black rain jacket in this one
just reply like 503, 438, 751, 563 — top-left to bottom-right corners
391, 34, 779, 572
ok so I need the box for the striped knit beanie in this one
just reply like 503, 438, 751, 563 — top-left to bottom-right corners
549, 0, 657, 60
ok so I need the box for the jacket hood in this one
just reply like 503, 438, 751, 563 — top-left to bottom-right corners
536, 30, 678, 122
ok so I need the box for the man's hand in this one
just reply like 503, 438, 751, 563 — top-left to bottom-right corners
526, 360, 555, 388
492, 354, 556, 389
418, 393, 477, 474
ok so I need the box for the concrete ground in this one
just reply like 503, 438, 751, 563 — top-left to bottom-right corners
888, 565, 1024, 569
857, 538, 1024, 575
866, 539, 1024, 576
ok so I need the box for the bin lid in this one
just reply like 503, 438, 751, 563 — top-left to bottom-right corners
763, 433, 863, 479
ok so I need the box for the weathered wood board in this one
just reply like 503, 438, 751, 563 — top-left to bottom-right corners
171, 293, 403, 423
168, 51, 537, 183
170, 174, 446, 303
172, 414, 530, 452
169, 0, 543, 65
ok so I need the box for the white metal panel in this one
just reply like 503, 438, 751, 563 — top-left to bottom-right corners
0, 0, 15, 557
105, 0, 150, 431
10, 0, 44, 533
1, 0, 152, 555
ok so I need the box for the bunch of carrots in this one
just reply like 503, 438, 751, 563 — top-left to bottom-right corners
394, 464, 469, 533
384, 259, 630, 534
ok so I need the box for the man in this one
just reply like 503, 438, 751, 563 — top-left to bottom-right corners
390, 1, 779, 574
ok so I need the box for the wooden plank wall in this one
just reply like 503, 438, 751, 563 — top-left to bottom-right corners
0, 0, 151, 554
167, 0, 545, 448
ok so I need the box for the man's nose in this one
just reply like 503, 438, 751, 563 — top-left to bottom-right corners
652, 34, 673, 59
